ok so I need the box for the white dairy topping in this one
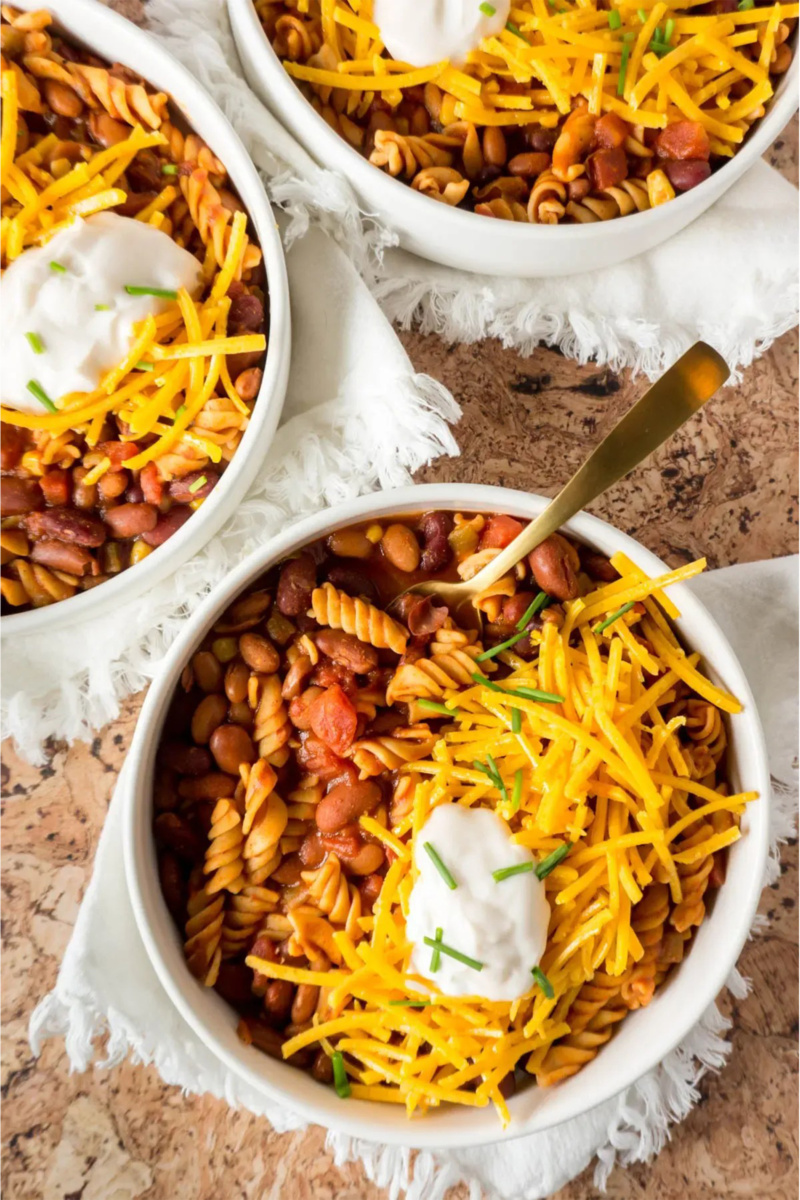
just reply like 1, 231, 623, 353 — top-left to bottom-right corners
1, 212, 204, 414
372, 0, 511, 68
406, 804, 550, 1002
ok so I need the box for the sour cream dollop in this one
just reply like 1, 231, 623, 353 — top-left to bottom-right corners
406, 804, 550, 1002
372, 0, 511, 68
2, 212, 204, 414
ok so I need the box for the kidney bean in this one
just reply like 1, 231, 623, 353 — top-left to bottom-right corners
579, 549, 619, 583
1, 426, 27, 471
568, 177, 592, 202
26, 506, 106, 546
159, 742, 213, 776
291, 983, 320, 1025
316, 779, 381, 834
39, 469, 71, 507
315, 629, 379, 674
299, 828, 326, 869
153, 812, 203, 860
210, 723, 256, 774
276, 554, 317, 616
325, 562, 378, 602
169, 471, 219, 503
177, 772, 237, 801
310, 1048, 334, 1084
270, 852, 305, 885
228, 285, 265, 334
88, 111, 129, 146
30, 538, 95, 576
508, 152, 551, 177
249, 932, 278, 992
43, 79, 84, 117
380, 523, 421, 572
664, 159, 712, 192
191, 694, 228, 744
98, 471, 129, 502
239, 632, 280, 674
125, 482, 145, 505
214, 963, 255, 1006
241, 1017, 286, 1058
191, 650, 223, 694
500, 591, 536, 629
264, 979, 294, 1024
309, 684, 358, 756
142, 505, 192, 547
328, 528, 373, 559
526, 126, 557, 153
158, 852, 186, 922
418, 511, 453, 572
104, 501, 157, 539
1, 476, 43, 517
528, 534, 580, 602
358, 873, 384, 912
771, 41, 793, 74
235, 367, 262, 402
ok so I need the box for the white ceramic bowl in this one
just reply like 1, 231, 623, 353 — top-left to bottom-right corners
124, 483, 770, 1148
1, 0, 291, 637
227, 0, 798, 277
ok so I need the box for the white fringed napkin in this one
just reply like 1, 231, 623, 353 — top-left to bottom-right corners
30, 556, 799, 1200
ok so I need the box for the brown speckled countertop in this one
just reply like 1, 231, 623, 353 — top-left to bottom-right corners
2, 119, 798, 1200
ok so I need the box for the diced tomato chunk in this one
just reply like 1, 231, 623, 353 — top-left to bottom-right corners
98, 440, 140, 469
594, 113, 630, 150
655, 121, 710, 162
296, 734, 350, 781
480, 514, 524, 551
140, 461, 164, 506
586, 146, 628, 192
39, 468, 71, 507
308, 684, 358, 756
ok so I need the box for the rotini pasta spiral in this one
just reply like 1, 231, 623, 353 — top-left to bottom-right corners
251, 674, 292, 765
310, 582, 408, 654
204, 798, 246, 894
184, 879, 224, 986
301, 855, 363, 940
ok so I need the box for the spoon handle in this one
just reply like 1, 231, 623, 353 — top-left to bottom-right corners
469, 342, 729, 594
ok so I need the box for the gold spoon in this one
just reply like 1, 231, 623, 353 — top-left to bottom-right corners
394, 341, 729, 624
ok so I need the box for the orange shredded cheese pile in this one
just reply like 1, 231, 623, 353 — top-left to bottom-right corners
246, 552, 756, 1124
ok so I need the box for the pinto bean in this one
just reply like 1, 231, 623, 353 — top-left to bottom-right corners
291, 983, 320, 1025
228, 701, 253, 727
418, 511, 453, 572
315, 629, 379, 673
316, 779, 381, 833
483, 126, 507, 167
508, 152, 550, 177
235, 367, 262, 402
104, 502, 157, 538
341, 840, 385, 876
159, 742, 212, 776
380, 523, 421, 573
311, 1049, 334, 1083
98, 470, 129, 501
169, 471, 219, 503
1, 426, 27, 471
71, 467, 97, 510
192, 650, 223, 693
44, 79, 84, 117
281, 654, 314, 701
328, 528, 373, 559
264, 979, 294, 1023
88, 111, 129, 146
299, 828, 326, 868
358, 873, 384, 911
1, 476, 43, 517
224, 660, 250, 704
26, 506, 106, 546
30, 538, 95, 576
528, 534, 580, 601
239, 632, 280, 674
270, 852, 304, 885
276, 554, 317, 616
177, 772, 237, 801
142, 505, 192, 547
210, 723, 256, 774
250, 935, 278, 996
191, 694, 228, 744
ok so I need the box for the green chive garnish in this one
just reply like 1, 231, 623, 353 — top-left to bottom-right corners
593, 600, 635, 634
473, 758, 508, 802
512, 768, 523, 812
535, 842, 570, 879
531, 965, 554, 999
475, 629, 529, 662
515, 591, 550, 631
388, 998, 432, 1007
188, 475, 208, 494
637, 7, 647, 19
511, 707, 522, 734
135, 360, 154, 372
513, 687, 565, 704
623, 30, 635, 40
161, 163, 179, 175
479, 0, 496, 13
492, 860, 534, 883
737, 0, 754, 8
331, 1050, 351, 1098
175, 404, 187, 418
505, 19, 530, 42
124, 285, 179, 299
423, 937, 484, 972
417, 699, 462, 718
471, 671, 505, 693
608, 8, 621, 28
664, 17, 675, 41
94, 304, 110, 311
49, 260, 66, 273
424, 842, 457, 890
26, 380, 56, 412
24, 332, 44, 354
618, 42, 631, 94
430, 926, 443, 972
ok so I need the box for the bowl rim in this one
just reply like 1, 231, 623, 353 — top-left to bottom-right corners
123, 482, 771, 1149
1, 0, 291, 638
227, 0, 799, 245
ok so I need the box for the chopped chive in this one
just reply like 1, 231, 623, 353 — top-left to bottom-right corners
475, 628, 528, 662
388, 998, 432, 1007
424, 843, 457, 890
531, 965, 554, 999
175, 404, 187, 418
331, 1050, 351, 1098
664, 17, 675, 41
479, 0, 496, 13
505, 19, 530, 42
648, 39, 670, 54
94, 303, 110, 311
124, 285, 179, 299
737, 0, 754, 8
513, 686, 565, 704
417, 699, 462, 718
653, 23, 662, 40
511, 707, 522, 734
135, 360, 154, 372
515, 590, 550, 631
473, 758, 507, 801
161, 162, 179, 175
26, 380, 56, 412
637, 7, 646, 19
188, 474, 208, 494
512, 768, 523, 812
608, 8, 621, 28
617, 41, 631, 94
535, 842, 570, 880
492, 859, 534, 883
430, 926, 443, 972
623, 30, 635, 40
24, 331, 45, 354
593, 600, 635, 634
486, 753, 508, 803
471, 671, 505, 693
423, 936, 484, 972
49, 260, 66, 273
